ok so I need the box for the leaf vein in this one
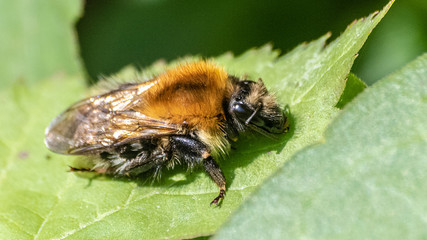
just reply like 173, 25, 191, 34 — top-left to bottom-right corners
54, 185, 138, 240
0, 214, 34, 238
34, 174, 74, 240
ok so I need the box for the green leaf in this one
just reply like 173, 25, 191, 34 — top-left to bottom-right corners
0, 0, 83, 88
336, 73, 367, 109
0, 77, 86, 239
214, 54, 427, 239
0, 1, 393, 239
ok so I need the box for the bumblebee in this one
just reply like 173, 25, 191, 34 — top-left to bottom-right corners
45, 61, 289, 205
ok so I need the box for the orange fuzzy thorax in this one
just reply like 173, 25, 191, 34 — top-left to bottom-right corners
139, 61, 231, 132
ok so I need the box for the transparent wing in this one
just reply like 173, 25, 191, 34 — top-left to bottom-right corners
45, 82, 181, 155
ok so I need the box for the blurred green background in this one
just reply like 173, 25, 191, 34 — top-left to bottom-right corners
77, 0, 426, 85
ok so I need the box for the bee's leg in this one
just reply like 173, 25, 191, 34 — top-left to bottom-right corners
69, 166, 92, 172
203, 155, 226, 206
170, 136, 226, 205
110, 139, 165, 177
68, 166, 107, 174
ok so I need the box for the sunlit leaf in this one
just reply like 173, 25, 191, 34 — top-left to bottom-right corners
214, 53, 427, 240
0, 1, 393, 239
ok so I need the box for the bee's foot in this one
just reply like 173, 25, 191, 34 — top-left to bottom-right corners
210, 189, 225, 206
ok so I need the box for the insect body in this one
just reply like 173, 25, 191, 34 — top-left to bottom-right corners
45, 61, 289, 205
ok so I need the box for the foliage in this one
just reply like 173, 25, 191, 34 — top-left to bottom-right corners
215, 53, 427, 239
2, 1, 424, 240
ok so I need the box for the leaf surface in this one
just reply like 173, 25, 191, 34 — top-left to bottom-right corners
214, 53, 427, 239
336, 73, 367, 109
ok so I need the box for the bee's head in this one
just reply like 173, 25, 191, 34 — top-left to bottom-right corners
228, 78, 289, 138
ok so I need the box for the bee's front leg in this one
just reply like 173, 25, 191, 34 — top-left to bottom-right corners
170, 136, 226, 205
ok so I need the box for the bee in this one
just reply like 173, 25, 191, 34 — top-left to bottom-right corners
45, 61, 289, 205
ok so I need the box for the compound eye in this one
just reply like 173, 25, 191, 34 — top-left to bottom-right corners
232, 101, 246, 113
232, 102, 252, 120
232, 101, 266, 127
